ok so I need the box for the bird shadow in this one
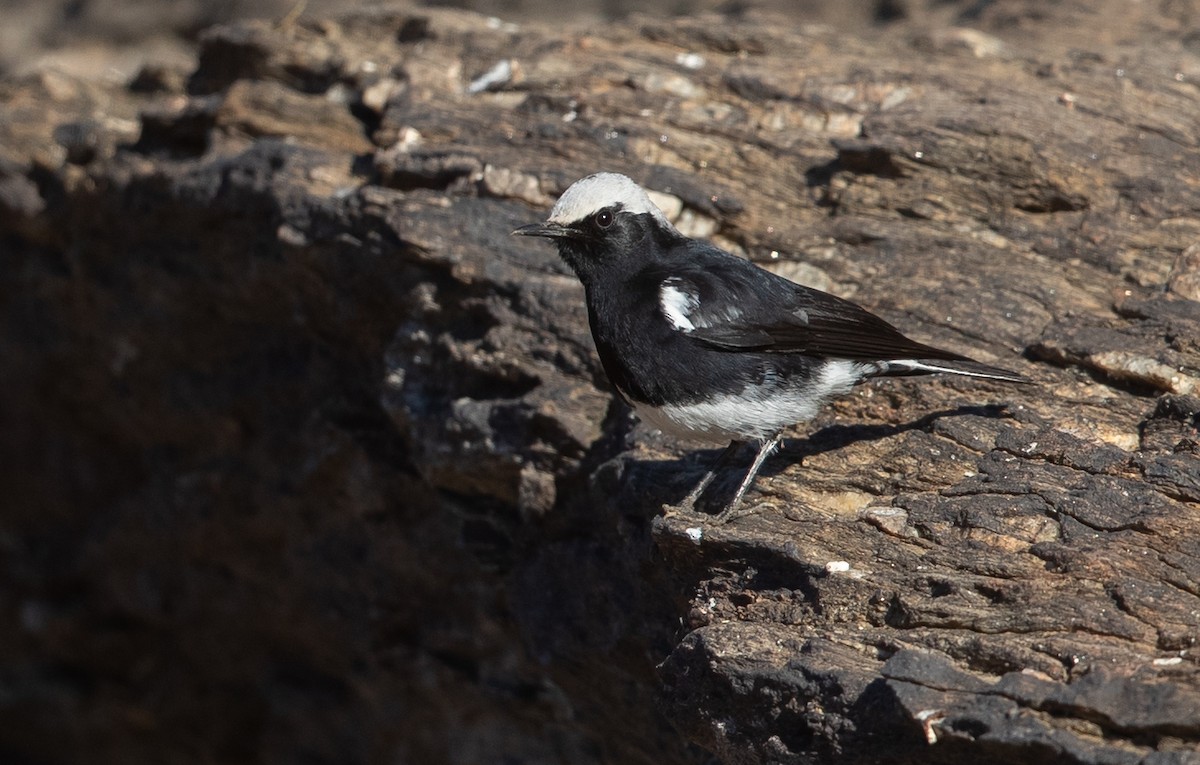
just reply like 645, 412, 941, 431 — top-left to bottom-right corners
623, 403, 1015, 514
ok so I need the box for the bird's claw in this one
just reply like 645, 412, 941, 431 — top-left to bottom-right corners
710, 501, 772, 525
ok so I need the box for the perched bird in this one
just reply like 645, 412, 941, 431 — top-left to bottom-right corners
514, 172, 1028, 521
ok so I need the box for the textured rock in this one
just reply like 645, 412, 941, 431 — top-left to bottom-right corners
1, 2, 1198, 764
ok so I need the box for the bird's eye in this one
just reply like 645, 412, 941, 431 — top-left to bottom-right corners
594, 210, 614, 228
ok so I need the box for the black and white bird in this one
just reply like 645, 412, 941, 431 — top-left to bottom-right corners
514, 172, 1028, 521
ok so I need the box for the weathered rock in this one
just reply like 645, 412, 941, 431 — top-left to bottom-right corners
1, 2, 1198, 764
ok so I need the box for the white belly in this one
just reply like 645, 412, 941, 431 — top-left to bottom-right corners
626, 360, 869, 442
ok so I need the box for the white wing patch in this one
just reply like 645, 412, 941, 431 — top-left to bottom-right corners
659, 279, 700, 331
696, 302, 744, 329
547, 172, 677, 231
659, 277, 748, 333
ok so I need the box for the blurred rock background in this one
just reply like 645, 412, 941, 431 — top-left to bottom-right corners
0, 0, 1040, 78
6, 0, 1195, 82
3, 1, 1199, 764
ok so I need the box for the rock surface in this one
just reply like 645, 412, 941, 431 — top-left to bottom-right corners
1, 2, 1198, 764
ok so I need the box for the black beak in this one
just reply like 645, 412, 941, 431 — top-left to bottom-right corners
512, 221, 572, 239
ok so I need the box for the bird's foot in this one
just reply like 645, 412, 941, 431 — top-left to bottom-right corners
710, 501, 773, 525
660, 500, 692, 519
661, 493, 711, 519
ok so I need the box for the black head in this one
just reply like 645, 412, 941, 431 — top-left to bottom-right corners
513, 172, 681, 281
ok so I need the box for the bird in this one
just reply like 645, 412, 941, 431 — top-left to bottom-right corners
513, 172, 1028, 522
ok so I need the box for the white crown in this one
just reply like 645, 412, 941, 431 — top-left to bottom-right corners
547, 172, 675, 231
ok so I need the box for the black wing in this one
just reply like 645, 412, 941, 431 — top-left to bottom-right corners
655, 243, 971, 363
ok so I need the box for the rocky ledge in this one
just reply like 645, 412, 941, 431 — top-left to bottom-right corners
1, 2, 1198, 763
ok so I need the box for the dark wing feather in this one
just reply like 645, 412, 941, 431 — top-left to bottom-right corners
660, 244, 971, 363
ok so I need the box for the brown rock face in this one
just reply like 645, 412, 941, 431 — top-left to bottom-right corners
1, 3, 1198, 764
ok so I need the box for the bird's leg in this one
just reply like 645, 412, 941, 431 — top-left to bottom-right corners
671, 440, 742, 512
713, 435, 781, 524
